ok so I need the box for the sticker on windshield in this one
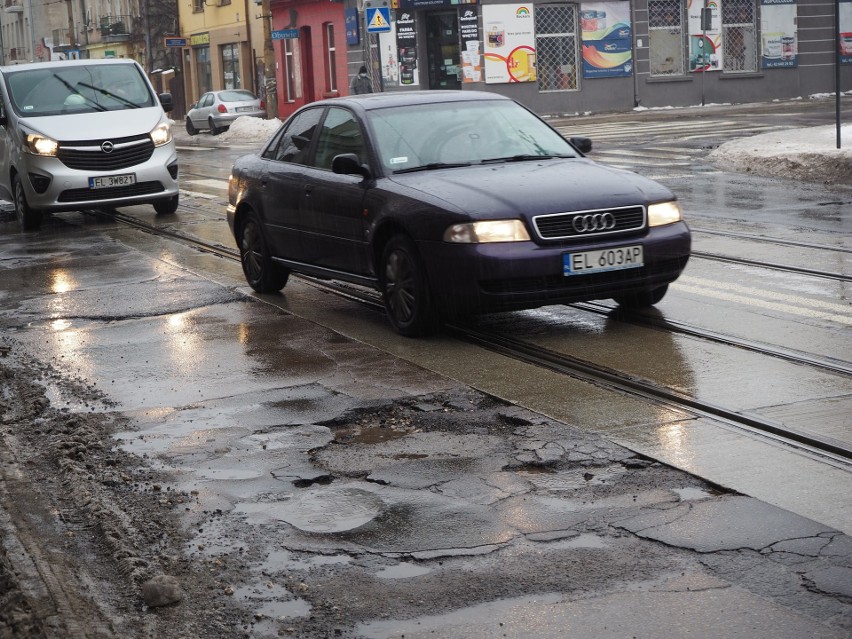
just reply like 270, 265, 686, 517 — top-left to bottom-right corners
389, 156, 408, 165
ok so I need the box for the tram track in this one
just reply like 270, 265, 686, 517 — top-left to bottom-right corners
102, 208, 852, 468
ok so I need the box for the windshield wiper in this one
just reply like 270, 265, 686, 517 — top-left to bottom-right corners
393, 162, 472, 174
481, 154, 573, 164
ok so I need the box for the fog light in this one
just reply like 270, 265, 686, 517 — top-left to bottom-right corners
28, 173, 51, 194
167, 161, 178, 180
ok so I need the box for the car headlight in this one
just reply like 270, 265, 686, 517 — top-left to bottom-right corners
150, 121, 172, 146
444, 220, 531, 243
25, 133, 59, 156
647, 201, 682, 227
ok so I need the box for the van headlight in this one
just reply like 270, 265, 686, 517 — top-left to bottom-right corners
150, 121, 172, 146
647, 201, 682, 227
25, 133, 59, 156
444, 220, 531, 243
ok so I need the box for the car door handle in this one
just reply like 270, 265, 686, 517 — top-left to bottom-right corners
304, 185, 313, 198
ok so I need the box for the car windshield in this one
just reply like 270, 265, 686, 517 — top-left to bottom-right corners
367, 99, 579, 174
4, 63, 155, 117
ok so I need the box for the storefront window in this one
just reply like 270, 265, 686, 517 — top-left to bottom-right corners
649, 0, 686, 76
221, 43, 240, 89
195, 46, 211, 94
535, 5, 579, 91
722, 0, 758, 72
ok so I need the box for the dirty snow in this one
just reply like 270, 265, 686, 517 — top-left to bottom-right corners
217, 115, 283, 143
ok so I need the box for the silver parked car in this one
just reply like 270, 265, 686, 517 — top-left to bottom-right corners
0, 58, 179, 230
185, 90, 266, 136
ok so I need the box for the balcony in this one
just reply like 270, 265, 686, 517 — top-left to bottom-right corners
100, 15, 131, 42
4, 0, 22, 12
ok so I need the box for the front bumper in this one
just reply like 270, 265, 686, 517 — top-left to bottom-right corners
418, 221, 691, 315
20, 142, 179, 212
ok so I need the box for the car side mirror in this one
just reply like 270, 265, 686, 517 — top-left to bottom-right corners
159, 92, 174, 113
570, 136, 592, 154
332, 153, 371, 179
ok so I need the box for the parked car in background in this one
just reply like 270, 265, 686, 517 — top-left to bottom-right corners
226, 91, 691, 336
0, 58, 179, 231
186, 90, 266, 135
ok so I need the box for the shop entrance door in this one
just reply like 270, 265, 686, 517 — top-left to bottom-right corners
426, 12, 461, 90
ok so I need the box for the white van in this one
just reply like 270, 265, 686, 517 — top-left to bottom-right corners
0, 58, 179, 230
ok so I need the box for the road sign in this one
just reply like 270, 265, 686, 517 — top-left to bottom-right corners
271, 29, 299, 40
164, 37, 187, 47
365, 7, 391, 33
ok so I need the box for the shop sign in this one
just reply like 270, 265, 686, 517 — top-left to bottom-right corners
760, 0, 798, 68
459, 8, 482, 83
345, 9, 360, 45
482, 4, 536, 84
838, 0, 852, 64
396, 0, 475, 8
396, 12, 418, 85
580, 2, 633, 78
190, 33, 210, 46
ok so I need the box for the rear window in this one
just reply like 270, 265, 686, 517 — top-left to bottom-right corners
219, 90, 256, 102
4, 63, 155, 117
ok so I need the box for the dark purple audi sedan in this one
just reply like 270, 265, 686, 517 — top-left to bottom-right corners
227, 91, 690, 336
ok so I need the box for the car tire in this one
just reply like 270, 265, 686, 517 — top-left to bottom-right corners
154, 194, 179, 216
208, 117, 221, 135
185, 118, 198, 136
239, 213, 289, 293
14, 173, 42, 231
613, 284, 669, 309
380, 235, 440, 337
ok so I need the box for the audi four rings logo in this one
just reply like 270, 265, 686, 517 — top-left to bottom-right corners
572, 212, 616, 233
101, 141, 114, 154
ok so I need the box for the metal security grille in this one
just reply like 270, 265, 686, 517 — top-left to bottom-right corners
648, 0, 686, 76
535, 5, 579, 92
723, 0, 758, 72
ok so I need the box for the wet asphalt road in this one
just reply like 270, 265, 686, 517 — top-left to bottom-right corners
0, 98, 850, 638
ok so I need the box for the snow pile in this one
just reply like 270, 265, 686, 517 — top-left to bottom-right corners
217, 115, 283, 143
708, 123, 852, 185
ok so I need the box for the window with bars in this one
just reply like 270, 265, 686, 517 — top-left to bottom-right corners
535, 5, 579, 92
722, 0, 758, 72
325, 23, 338, 92
648, 0, 686, 76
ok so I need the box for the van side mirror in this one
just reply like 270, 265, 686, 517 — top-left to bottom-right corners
570, 136, 592, 154
158, 92, 174, 113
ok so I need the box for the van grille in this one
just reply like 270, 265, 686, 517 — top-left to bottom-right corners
57, 135, 156, 171
58, 181, 165, 202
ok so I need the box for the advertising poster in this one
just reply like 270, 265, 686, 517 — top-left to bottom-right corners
580, 2, 633, 78
482, 4, 537, 84
345, 9, 360, 46
460, 8, 482, 83
396, 11, 418, 85
687, 0, 722, 72
761, 0, 797, 68
842, 0, 852, 64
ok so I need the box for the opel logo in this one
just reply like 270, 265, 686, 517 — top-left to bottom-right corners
101, 141, 114, 154
572, 212, 616, 233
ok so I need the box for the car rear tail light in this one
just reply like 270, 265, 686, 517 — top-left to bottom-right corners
260, 100, 266, 109
218, 104, 227, 113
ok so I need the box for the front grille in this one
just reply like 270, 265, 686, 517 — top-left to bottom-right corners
57, 135, 156, 171
58, 181, 164, 203
533, 205, 645, 240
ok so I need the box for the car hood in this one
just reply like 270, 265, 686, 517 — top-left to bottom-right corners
18, 108, 166, 140
386, 158, 675, 218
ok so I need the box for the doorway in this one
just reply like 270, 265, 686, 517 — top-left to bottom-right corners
426, 12, 461, 90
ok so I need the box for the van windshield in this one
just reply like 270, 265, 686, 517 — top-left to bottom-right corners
5, 63, 155, 117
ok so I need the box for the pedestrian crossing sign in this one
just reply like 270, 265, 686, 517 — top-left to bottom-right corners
366, 7, 391, 33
